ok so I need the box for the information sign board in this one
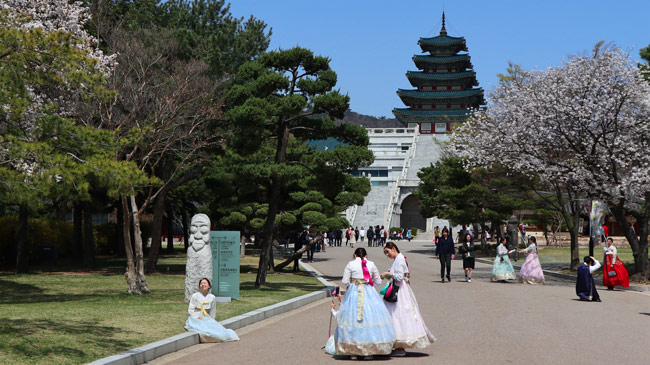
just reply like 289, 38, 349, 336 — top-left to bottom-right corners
210, 231, 240, 299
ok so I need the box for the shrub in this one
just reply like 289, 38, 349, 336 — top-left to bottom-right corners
0, 216, 73, 268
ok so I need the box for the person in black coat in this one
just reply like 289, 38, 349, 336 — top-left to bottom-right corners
367, 228, 374, 247
457, 233, 475, 282
435, 227, 455, 282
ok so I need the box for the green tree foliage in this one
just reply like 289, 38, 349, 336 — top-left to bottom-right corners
0, 9, 148, 272
415, 157, 532, 231
641, 44, 650, 81
84, 0, 271, 280
224, 47, 373, 287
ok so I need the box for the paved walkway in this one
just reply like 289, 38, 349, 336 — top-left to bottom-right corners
149, 240, 650, 364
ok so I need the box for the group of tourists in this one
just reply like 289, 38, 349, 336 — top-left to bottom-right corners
328, 245, 435, 360
182, 225, 632, 354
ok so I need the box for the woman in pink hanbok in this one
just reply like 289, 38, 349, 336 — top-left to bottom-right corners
381, 242, 436, 357
518, 236, 545, 284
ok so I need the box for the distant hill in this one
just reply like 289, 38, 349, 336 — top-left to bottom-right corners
338, 110, 403, 128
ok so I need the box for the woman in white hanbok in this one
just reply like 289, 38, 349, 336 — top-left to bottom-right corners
185, 278, 239, 342
381, 242, 435, 357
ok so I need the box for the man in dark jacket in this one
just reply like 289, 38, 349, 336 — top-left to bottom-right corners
367, 228, 374, 247
435, 227, 455, 282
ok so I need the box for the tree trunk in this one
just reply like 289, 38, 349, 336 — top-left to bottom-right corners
611, 203, 650, 278
256, 124, 290, 288
481, 221, 488, 254
166, 206, 174, 253
83, 203, 96, 268
569, 202, 580, 270
122, 196, 138, 294
72, 203, 83, 259
116, 201, 125, 257
182, 212, 189, 252
275, 234, 322, 271
16, 205, 29, 273
145, 194, 166, 274
129, 195, 150, 293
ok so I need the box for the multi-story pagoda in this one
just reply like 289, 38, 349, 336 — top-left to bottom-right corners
393, 13, 485, 134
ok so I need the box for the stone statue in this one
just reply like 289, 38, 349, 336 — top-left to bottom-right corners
184, 214, 213, 302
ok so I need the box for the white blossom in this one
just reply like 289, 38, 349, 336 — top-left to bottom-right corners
452, 46, 650, 211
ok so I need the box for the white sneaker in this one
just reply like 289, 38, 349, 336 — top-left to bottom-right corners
468, 278, 472, 283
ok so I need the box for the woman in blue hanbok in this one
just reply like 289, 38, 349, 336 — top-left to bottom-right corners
334, 248, 395, 360
185, 278, 239, 342
491, 238, 516, 282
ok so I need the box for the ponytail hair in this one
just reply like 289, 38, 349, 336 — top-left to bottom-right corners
354, 247, 367, 258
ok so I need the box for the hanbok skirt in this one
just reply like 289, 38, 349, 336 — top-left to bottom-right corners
185, 315, 239, 342
602, 256, 630, 288
491, 255, 516, 281
383, 279, 436, 349
519, 253, 545, 284
334, 282, 395, 356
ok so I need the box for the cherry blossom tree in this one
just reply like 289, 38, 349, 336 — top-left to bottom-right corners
453, 44, 650, 277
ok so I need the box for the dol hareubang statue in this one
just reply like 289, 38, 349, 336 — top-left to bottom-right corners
185, 214, 213, 302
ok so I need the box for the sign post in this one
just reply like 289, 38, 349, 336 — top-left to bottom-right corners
210, 231, 240, 300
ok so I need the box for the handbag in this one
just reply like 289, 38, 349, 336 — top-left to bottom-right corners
607, 271, 617, 277
382, 279, 399, 302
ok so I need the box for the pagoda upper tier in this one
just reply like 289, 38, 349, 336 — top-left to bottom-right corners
392, 12, 485, 134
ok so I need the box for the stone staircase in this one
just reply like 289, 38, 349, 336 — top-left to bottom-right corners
402, 134, 449, 186
351, 185, 391, 230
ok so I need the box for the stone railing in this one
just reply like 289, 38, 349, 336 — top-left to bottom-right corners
366, 128, 417, 134
382, 130, 420, 228
345, 204, 358, 227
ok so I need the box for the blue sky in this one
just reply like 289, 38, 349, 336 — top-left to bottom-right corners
229, 1, 650, 118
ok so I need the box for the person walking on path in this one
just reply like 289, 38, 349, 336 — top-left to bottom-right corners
345, 227, 352, 247
381, 242, 436, 356
366, 228, 374, 248
334, 248, 396, 360
518, 236, 544, 284
435, 227, 455, 283
406, 228, 412, 242
602, 238, 629, 290
374, 226, 381, 247
354, 227, 360, 244
185, 278, 239, 342
457, 233, 475, 283
491, 237, 516, 282
434, 226, 440, 244
360, 227, 365, 243
576, 256, 602, 302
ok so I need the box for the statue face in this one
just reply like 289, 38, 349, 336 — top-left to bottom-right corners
189, 214, 210, 252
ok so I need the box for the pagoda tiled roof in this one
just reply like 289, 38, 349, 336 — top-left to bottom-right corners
412, 54, 470, 63
392, 108, 473, 116
418, 34, 466, 46
406, 71, 476, 80
396, 88, 484, 99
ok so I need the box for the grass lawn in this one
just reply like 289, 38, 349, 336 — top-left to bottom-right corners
536, 247, 637, 266
0, 254, 322, 365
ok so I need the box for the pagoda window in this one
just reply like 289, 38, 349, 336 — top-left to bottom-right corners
447, 68, 451, 72
460, 104, 465, 109
418, 104, 422, 109
432, 104, 436, 109
435, 123, 447, 133
446, 104, 451, 109
447, 86, 452, 91
432, 86, 437, 91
